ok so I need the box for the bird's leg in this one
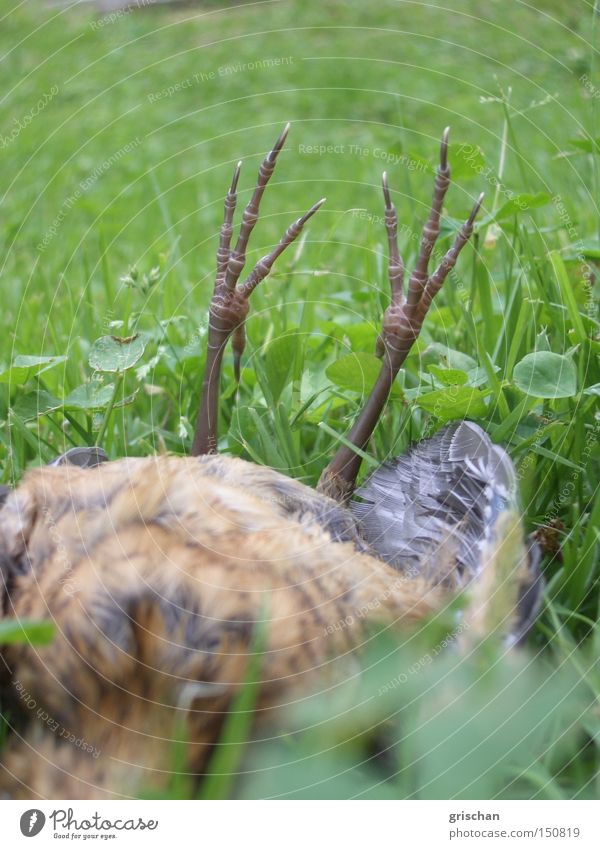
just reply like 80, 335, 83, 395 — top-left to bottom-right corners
318, 128, 484, 503
192, 125, 325, 455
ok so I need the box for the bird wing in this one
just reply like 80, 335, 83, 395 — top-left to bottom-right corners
49, 446, 109, 468
350, 420, 518, 581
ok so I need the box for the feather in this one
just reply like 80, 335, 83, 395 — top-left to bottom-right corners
351, 420, 518, 581
49, 446, 109, 469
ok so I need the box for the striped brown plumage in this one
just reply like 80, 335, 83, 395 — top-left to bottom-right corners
0, 455, 446, 798
0, 126, 540, 799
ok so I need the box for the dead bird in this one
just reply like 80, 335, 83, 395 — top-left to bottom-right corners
0, 126, 542, 799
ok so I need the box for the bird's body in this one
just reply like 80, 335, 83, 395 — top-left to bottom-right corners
0, 424, 539, 799
0, 451, 444, 798
0, 127, 542, 799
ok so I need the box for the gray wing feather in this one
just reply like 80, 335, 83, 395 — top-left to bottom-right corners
49, 447, 109, 469
351, 421, 517, 579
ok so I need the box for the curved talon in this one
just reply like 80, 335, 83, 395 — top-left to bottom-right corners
215, 160, 243, 289
231, 160, 243, 189
269, 121, 291, 162
299, 196, 327, 225
424, 191, 485, 308
382, 170, 392, 208
407, 126, 453, 308
381, 171, 404, 304
469, 191, 485, 223
440, 125, 450, 172
239, 197, 326, 299
224, 124, 292, 292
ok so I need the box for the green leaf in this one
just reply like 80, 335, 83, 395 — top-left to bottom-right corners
326, 352, 402, 399
561, 240, 600, 261
402, 151, 434, 175
448, 142, 485, 179
264, 333, 299, 403
64, 381, 119, 410
427, 365, 469, 386
416, 386, 489, 421
344, 321, 378, 352
317, 420, 380, 468
89, 334, 146, 373
466, 366, 495, 388
494, 192, 551, 221
513, 351, 577, 398
0, 619, 55, 645
548, 250, 587, 344
424, 343, 478, 372
11, 389, 63, 421
579, 241, 600, 260
567, 136, 600, 154
0, 354, 67, 385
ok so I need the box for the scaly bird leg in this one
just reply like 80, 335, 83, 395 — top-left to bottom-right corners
192, 125, 325, 455
318, 128, 484, 502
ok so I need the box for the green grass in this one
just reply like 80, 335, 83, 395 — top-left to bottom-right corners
0, 0, 599, 799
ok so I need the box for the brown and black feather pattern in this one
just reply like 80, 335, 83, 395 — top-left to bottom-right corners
0, 425, 540, 799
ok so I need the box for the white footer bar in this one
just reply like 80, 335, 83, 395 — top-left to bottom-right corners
0, 800, 598, 847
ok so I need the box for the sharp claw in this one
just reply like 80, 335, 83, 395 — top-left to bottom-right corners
269, 122, 291, 162
440, 126, 450, 171
224, 125, 293, 293
231, 160, 242, 192
239, 197, 326, 299
299, 196, 327, 225
469, 192, 485, 224
382, 171, 392, 208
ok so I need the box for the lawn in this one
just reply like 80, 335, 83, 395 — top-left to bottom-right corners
0, 0, 599, 799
